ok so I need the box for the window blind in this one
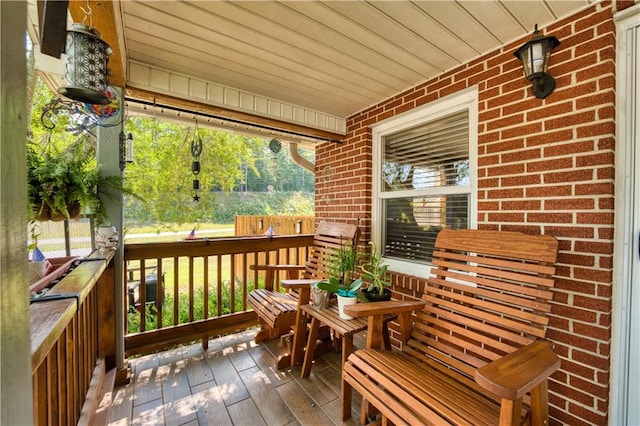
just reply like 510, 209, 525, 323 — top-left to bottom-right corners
381, 109, 470, 263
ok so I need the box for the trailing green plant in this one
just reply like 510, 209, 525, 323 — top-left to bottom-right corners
27, 136, 141, 225
360, 241, 391, 295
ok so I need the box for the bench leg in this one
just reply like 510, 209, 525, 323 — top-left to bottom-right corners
254, 319, 277, 343
498, 397, 522, 426
530, 380, 550, 426
341, 371, 353, 421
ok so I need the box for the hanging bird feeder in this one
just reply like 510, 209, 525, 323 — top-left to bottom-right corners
58, 23, 113, 105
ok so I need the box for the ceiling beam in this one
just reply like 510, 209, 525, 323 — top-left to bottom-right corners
37, 0, 68, 58
125, 87, 345, 143
68, 0, 125, 87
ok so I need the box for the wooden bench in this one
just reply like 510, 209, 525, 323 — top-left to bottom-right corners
247, 221, 360, 343
341, 228, 560, 425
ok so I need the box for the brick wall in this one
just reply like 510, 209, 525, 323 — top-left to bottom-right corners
316, 2, 623, 424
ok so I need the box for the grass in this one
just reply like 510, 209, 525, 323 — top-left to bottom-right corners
127, 277, 261, 334
125, 224, 274, 334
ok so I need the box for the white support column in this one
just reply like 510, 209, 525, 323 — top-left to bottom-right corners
96, 86, 126, 371
0, 1, 33, 424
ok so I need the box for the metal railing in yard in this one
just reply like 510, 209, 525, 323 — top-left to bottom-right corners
123, 234, 314, 356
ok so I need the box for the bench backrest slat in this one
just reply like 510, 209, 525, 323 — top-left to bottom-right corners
302, 221, 360, 280
408, 228, 559, 381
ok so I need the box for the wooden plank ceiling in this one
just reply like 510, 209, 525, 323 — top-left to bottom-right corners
115, 0, 593, 118
34, 0, 595, 142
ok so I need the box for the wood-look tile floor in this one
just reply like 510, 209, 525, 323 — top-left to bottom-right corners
107, 327, 363, 426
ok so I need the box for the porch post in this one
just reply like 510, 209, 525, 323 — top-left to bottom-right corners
0, 1, 33, 424
96, 87, 126, 374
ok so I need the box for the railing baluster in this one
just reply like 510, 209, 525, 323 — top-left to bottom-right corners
217, 254, 222, 317
156, 259, 163, 329
139, 259, 146, 332
188, 256, 194, 322
173, 257, 179, 325
230, 254, 236, 313
203, 256, 209, 319
241, 252, 248, 311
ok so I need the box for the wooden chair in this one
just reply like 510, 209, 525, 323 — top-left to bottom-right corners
341, 228, 560, 425
247, 221, 360, 343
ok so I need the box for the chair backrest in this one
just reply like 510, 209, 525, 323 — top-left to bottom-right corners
406, 228, 558, 381
302, 221, 361, 280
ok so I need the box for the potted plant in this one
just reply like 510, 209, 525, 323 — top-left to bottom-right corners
315, 243, 367, 318
27, 136, 139, 226
360, 241, 392, 302
316, 276, 365, 319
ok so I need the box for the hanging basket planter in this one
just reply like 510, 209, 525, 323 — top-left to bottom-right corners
34, 201, 82, 222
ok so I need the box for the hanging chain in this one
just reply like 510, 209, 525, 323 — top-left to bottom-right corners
80, 0, 93, 27
190, 120, 203, 202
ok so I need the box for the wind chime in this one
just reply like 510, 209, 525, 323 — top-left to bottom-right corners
191, 121, 203, 202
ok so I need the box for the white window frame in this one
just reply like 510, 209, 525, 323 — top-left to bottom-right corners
371, 87, 478, 278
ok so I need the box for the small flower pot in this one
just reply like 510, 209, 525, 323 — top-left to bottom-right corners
337, 294, 358, 319
362, 287, 392, 302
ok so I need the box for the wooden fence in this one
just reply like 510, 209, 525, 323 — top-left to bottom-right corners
234, 215, 314, 236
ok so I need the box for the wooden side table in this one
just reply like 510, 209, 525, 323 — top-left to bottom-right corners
292, 301, 393, 378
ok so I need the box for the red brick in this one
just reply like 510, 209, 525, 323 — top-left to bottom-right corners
545, 198, 594, 210
575, 182, 614, 195
544, 141, 594, 157
544, 169, 594, 184
576, 212, 614, 225
528, 212, 574, 223
577, 121, 615, 138
526, 185, 572, 198
528, 158, 574, 173
526, 129, 574, 146
501, 174, 541, 187
501, 200, 541, 210
487, 212, 525, 222
486, 163, 525, 177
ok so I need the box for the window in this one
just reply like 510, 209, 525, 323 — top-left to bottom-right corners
372, 89, 477, 277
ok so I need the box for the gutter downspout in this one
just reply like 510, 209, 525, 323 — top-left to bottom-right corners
288, 142, 315, 174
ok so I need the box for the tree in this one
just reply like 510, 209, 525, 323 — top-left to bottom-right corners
124, 117, 263, 225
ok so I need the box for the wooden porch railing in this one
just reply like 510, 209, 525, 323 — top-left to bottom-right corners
124, 234, 315, 356
30, 252, 116, 426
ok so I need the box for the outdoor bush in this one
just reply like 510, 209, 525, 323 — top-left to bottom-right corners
127, 278, 258, 334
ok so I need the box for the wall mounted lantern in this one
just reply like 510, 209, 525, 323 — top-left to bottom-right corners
514, 25, 560, 99
119, 132, 133, 171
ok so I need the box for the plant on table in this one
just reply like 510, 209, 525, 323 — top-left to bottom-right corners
317, 243, 369, 308
360, 241, 392, 301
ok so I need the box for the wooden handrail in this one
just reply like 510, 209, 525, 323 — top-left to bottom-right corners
123, 234, 315, 356
30, 251, 116, 425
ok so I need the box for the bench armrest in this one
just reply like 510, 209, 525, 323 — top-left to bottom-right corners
249, 264, 306, 272
281, 279, 317, 290
249, 264, 306, 291
474, 340, 561, 400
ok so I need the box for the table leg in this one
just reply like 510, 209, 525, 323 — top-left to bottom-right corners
290, 306, 308, 367
301, 317, 321, 378
341, 334, 354, 367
